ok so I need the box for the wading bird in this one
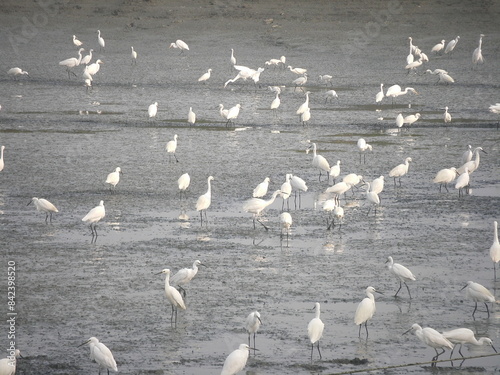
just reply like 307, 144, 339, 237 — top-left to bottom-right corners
105, 167, 122, 191
385, 256, 416, 298
442, 328, 497, 358
166, 134, 178, 162
0, 349, 22, 375
169, 39, 189, 54
444, 106, 451, 123
280, 211, 292, 245
148, 102, 158, 118
253, 177, 270, 198
389, 157, 412, 186
307, 142, 330, 181
198, 68, 212, 83
28, 197, 59, 223
245, 311, 262, 349
170, 260, 205, 297
188, 107, 196, 126
72, 34, 83, 47
375, 83, 384, 104
385, 84, 418, 105
472, 34, 485, 67
81, 49, 93, 65
221, 344, 252, 375
355, 286, 381, 337
79, 337, 117, 375
157, 269, 186, 324
490, 221, 500, 280
433, 167, 458, 192
357, 138, 372, 164
461, 281, 495, 318
196, 176, 214, 225
82, 200, 105, 240
131, 46, 137, 64
308, 302, 324, 360
431, 39, 445, 54
59, 48, 84, 78
457, 147, 486, 175
97, 30, 105, 51
0, 146, 5, 172
243, 190, 282, 230
177, 173, 190, 199
404, 324, 453, 366
8, 67, 29, 79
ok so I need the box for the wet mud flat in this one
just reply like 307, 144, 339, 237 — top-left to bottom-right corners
1, 0, 500, 374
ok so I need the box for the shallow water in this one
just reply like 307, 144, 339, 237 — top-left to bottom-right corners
1, 1, 500, 374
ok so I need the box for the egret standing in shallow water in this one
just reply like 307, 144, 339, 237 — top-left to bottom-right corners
329, 160, 341, 184
243, 190, 282, 230
357, 138, 372, 164
404, 324, 453, 366
0, 146, 5, 172
72, 34, 83, 47
444, 106, 451, 123
307, 142, 330, 181
8, 67, 29, 78
105, 167, 122, 192
157, 269, 186, 324
59, 48, 84, 78
82, 200, 105, 241
131, 46, 137, 64
245, 311, 262, 350
445, 35, 460, 55
0, 349, 22, 375
169, 39, 189, 54
81, 49, 93, 65
79, 337, 117, 375
455, 167, 470, 197
389, 157, 412, 186
354, 286, 381, 337
28, 197, 59, 223
375, 83, 384, 104
177, 173, 190, 199
198, 68, 212, 83
170, 260, 205, 297
385, 84, 418, 105
490, 221, 500, 280
385, 256, 416, 298
308, 302, 324, 360
442, 328, 497, 358
365, 182, 380, 215
166, 134, 179, 162
196, 176, 214, 225
279, 211, 292, 245
221, 344, 252, 375
433, 167, 458, 192
431, 39, 445, 54
148, 102, 158, 119
188, 107, 196, 126
97, 30, 105, 51
461, 281, 495, 318
253, 177, 270, 198
458, 146, 486, 175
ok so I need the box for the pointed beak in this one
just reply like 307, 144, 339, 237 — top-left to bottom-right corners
402, 327, 412, 335
78, 339, 91, 347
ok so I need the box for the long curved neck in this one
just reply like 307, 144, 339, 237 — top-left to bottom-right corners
267, 191, 280, 205
305, 93, 309, 104
164, 274, 170, 288
315, 307, 321, 319
312, 144, 317, 156
494, 222, 499, 244
206, 179, 212, 194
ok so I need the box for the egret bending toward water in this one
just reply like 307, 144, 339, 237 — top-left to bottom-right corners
196, 176, 214, 225
472, 34, 485, 67
188, 107, 196, 126
198, 68, 212, 83
357, 138, 372, 164
288, 66, 307, 75
0, 349, 22, 375
177, 173, 190, 199
375, 83, 384, 104
148, 102, 158, 118
243, 190, 282, 230
59, 48, 84, 78
442, 328, 497, 358
253, 177, 270, 198
245, 311, 262, 349
355, 286, 381, 337
80, 337, 117, 375
28, 197, 59, 223
131, 46, 137, 64
445, 35, 460, 55
97, 30, 105, 51
157, 269, 186, 324
7, 67, 29, 78
221, 344, 251, 375
490, 221, 500, 280
461, 281, 495, 318
319, 74, 333, 86
308, 302, 324, 360
385, 84, 418, 105
105, 167, 122, 191
458, 147, 486, 175
455, 167, 470, 197
0, 146, 4, 172
82, 200, 105, 240
325, 90, 339, 103
166, 134, 178, 162
385, 256, 416, 298
444, 106, 451, 123
389, 157, 412, 186
170, 260, 205, 297
433, 167, 458, 192
307, 142, 330, 181
404, 324, 453, 365
431, 39, 445, 54
169, 39, 189, 54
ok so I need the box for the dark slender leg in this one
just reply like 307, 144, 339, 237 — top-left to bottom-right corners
485, 302, 490, 318
394, 281, 402, 297
365, 322, 369, 337
404, 282, 412, 299
317, 341, 322, 359
472, 302, 478, 317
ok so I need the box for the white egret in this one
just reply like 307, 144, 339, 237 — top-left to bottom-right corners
444, 106, 451, 123
472, 34, 485, 67
131, 46, 137, 64
431, 39, 445, 54
325, 181, 352, 201
97, 30, 105, 51
404, 324, 453, 365
86, 59, 103, 76
7, 67, 29, 78
188, 107, 196, 126
405, 57, 423, 74
280, 212, 292, 244
461, 281, 495, 318
218, 104, 229, 120
253, 177, 270, 198
85, 77, 92, 92
105, 167, 122, 191
245, 311, 262, 349
457, 147, 486, 175
0, 349, 22, 375
221, 344, 251, 375
265, 58, 282, 68
365, 182, 380, 215
243, 189, 282, 230
323, 198, 336, 230
354, 286, 381, 337
329, 160, 341, 184
296, 91, 311, 120
433, 167, 458, 192
28, 197, 59, 223
385, 256, 416, 298
290, 175, 307, 207
177, 173, 190, 199
198, 68, 212, 83
343, 174, 363, 190
389, 157, 412, 186
166, 134, 178, 162
72, 34, 83, 47
403, 113, 421, 126
170, 260, 205, 297
396, 113, 404, 130
370, 176, 384, 195
230, 48, 236, 66
0, 146, 5, 172
455, 167, 470, 197
81, 49, 93, 65
148, 102, 158, 119
319, 74, 333, 85
226, 104, 241, 126
82, 200, 105, 239
324, 89, 339, 103
445, 35, 460, 55
268, 85, 284, 94
442, 328, 497, 358
307, 142, 330, 181
461, 145, 473, 164
157, 269, 186, 324
224, 65, 264, 87
280, 174, 292, 210
491, 221, 500, 280
292, 73, 307, 91
357, 138, 372, 164
79, 337, 117, 375
270, 91, 280, 117
301, 107, 311, 126
375, 83, 384, 104
489, 103, 500, 114
288, 66, 307, 75
333, 203, 344, 230
169, 39, 189, 53
196, 176, 214, 224
385, 84, 418, 105
59, 48, 84, 78
308, 302, 325, 360
436, 71, 455, 84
